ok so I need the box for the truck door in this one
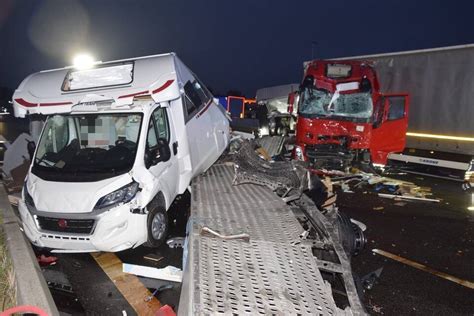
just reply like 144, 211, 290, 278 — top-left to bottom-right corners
370, 94, 409, 164
146, 106, 180, 199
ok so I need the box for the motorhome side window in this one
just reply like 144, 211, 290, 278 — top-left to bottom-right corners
387, 96, 405, 120
183, 79, 212, 121
183, 94, 197, 118
153, 107, 169, 140
194, 77, 212, 104
147, 107, 169, 148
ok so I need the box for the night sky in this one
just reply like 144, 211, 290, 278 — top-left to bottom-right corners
1, 0, 473, 96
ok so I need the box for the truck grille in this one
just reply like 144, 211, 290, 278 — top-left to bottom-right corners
36, 216, 95, 234
305, 144, 354, 170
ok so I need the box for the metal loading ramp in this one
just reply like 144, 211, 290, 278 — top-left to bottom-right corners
179, 164, 340, 315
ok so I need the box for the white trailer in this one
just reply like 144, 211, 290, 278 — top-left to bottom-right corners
12, 53, 230, 252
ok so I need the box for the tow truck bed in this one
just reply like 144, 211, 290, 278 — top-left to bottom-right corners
179, 164, 339, 315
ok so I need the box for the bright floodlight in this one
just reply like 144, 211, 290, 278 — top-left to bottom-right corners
73, 53, 95, 70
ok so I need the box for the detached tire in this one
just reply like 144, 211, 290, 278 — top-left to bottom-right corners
144, 202, 168, 248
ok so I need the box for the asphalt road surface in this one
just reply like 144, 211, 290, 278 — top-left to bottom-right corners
339, 173, 473, 315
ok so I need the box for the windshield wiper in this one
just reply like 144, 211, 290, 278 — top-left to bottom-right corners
35, 157, 64, 172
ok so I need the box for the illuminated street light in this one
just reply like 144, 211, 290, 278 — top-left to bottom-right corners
73, 53, 95, 70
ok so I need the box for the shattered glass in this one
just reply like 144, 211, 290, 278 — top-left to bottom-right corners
299, 88, 373, 119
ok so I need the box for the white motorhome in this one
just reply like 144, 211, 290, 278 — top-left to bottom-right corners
12, 53, 230, 252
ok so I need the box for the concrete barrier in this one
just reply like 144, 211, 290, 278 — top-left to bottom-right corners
0, 186, 59, 315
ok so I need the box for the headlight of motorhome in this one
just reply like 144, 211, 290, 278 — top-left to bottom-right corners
23, 182, 36, 210
95, 182, 139, 209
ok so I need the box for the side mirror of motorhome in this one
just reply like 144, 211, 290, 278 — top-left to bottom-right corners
147, 138, 171, 167
27, 141, 36, 161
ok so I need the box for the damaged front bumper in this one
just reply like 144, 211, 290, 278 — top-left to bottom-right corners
18, 199, 147, 252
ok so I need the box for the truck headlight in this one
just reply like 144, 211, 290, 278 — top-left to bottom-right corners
94, 182, 139, 209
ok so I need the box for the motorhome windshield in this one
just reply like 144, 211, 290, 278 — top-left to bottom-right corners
32, 113, 142, 182
299, 88, 373, 120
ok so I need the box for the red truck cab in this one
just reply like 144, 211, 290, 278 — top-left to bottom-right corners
291, 60, 409, 170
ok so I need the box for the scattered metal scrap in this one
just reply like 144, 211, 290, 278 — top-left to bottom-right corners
232, 140, 308, 202
143, 254, 164, 263
123, 263, 183, 283
166, 237, 185, 249
378, 193, 440, 203
361, 267, 383, 291
254, 135, 287, 158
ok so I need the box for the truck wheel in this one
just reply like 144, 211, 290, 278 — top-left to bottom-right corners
144, 203, 168, 248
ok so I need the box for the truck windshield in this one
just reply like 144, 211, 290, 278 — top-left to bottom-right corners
299, 88, 373, 119
32, 113, 142, 181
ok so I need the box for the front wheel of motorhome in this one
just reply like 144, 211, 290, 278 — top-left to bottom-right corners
144, 203, 169, 248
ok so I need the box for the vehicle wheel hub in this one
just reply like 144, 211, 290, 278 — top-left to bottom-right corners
151, 212, 166, 240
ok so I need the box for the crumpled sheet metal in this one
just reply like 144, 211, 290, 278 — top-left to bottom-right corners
232, 140, 308, 196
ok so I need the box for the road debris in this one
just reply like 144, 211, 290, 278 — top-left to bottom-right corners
361, 267, 383, 290
368, 300, 384, 314
255, 147, 271, 161
123, 263, 183, 283
166, 237, 185, 248
2, 133, 33, 194
143, 254, 164, 263
156, 304, 177, 316
37, 254, 58, 267
378, 193, 440, 203
393, 202, 407, 207
144, 284, 173, 302
372, 249, 474, 290
7, 192, 20, 206
373, 206, 384, 211
328, 168, 440, 204
91, 252, 161, 315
